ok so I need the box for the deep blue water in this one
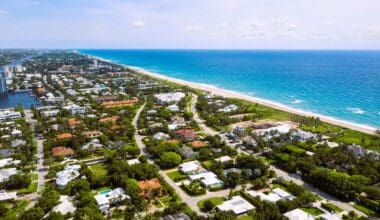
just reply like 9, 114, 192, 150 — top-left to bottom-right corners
80, 49, 380, 128
0, 91, 40, 109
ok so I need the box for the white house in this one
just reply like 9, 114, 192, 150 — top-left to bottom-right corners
217, 196, 255, 215
215, 156, 233, 163
0, 158, 21, 168
41, 109, 60, 117
50, 196, 76, 216
153, 132, 170, 141
218, 104, 238, 113
248, 188, 295, 203
167, 104, 180, 112
179, 161, 202, 175
56, 164, 81, 188
154, 92, 185, 104
0, 110, 22, 121
0, 190, 17, 202
283, 208, 314, 220
127, 158, 140, 166
95, 188, 129, 213
189, 171, 223, 188
11, 129, 22, 137
63, 104, 87, 115
0, 168, 19, 183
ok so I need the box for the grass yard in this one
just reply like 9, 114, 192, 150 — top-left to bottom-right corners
17, 182, 38, 194
238, 216, 254, 220
3, 200, 30, 219
302, 207, 324, 216
89, 164, 108, 179
353, 204, 377, 216
167, 170, 188, 182
197, 197, 225, 210
31, 173, 38, 181
321, 202, 343, 213
201, 160, 213, 170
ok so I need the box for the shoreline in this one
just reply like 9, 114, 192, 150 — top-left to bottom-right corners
129, 66, 378, 135
80, 52, 378, 135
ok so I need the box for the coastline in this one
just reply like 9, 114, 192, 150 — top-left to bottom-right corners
128, 66, 378, 135
80, 52, 378, 135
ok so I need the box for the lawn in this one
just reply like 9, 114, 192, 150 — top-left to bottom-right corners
238, 216, 254, 220
167, 170, 188, 182
201, 160, 213, 170
197, 197, 225, 210
321, 202, 343, 213
89, 164, 108, 179
302, 207, 324, 216
31, 173, 38, 181
17, 182, 38, 194
3, 200, 30, 219
353, 204, 377, 216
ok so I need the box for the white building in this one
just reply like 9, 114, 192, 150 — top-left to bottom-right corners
217, 196, 255, 215
41, 109, 60, 117
56, 164, 81, 188
248, 188, 295, 203
254, 123, 292, 137
0, 158, 21, 168
0, 190, 17, 202
189, 171, 223, 188
11, 129, 22, 137
179, 161, 202, 175
215, 156, 233, 163
0, 110, 22, 121
283, 208, 314, 220
63, 104, 87, 115
82, 139, 103, 150
0, 168, 19, 183
167, 104, 180, 112
95, 188, 129, 213
153, 132, 170, 141
66, 89, 77, 96
126, 158, 140, 166
50, 196, 76, 216
218, 104, 238, 113
154, 92, 185, 104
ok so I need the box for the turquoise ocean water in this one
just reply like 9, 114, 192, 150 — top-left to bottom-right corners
80, 50, 380, 129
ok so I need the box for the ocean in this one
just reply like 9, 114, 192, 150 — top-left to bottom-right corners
80, 49, 380, 129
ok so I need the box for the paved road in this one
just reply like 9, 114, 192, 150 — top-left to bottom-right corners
190, 93, 365, 217
24, 110, 47, 209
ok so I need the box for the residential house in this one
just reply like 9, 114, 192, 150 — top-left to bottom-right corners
189, 171, 223, 189
49, 196, 76, 216
0, 190, 17, 202
167, 104, 179, 112
95, 188, 129, 214
0, 168, 19, 183
154, 92, 185, 104
56, 133, 73, 140
52, 147, 75, 158
218, 104, 238, 113
153, 132, 170, 141
56, 165, 81, 188
179, 161, 202, 175
217, 196, 255, 215
84, 130, 103, 139
176, 129, 198, 142
0, 158, 21, 168
63, 104, 87, 115
283, 208, 314, 220
162, 213, 191, 220
178, 147, 197, 159
138, 178, 162, 199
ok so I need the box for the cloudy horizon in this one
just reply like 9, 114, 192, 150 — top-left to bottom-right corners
0, 0, 379, 49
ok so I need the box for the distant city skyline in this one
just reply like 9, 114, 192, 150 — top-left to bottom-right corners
0, 0, 379, 49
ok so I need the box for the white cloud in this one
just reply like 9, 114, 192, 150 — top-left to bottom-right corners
0, 9, 8, 16
217, 22, 229, 28
131, 20, 145, 28
185, 25, 204, 32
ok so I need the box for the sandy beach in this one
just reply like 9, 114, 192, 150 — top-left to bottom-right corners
128, 66, 378, 135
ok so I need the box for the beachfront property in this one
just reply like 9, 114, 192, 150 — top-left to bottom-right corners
179, 161, 202, 175
153, 92, 185, 104
217, 196, 255, 215
218, 104, 238, 113
253, 123, 293, 137
95, 188, 129, 213
56, 164, 81, 188
0, 167, 19, 183
247, 188, 295, 203
283, 208, 314, 220
189, 171, 223, 189
0, 109, 22, 121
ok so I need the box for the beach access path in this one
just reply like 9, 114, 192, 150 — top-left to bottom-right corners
190, 93, 365, 217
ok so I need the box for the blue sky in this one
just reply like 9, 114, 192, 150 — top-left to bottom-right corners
0, 0, 379, 49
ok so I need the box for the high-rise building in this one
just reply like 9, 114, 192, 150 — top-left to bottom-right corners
0, 68, 8, 94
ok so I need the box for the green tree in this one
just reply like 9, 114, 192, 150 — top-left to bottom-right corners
46, 211, 64, 220
20, 207, 44, 220
159, 152, 182, 169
